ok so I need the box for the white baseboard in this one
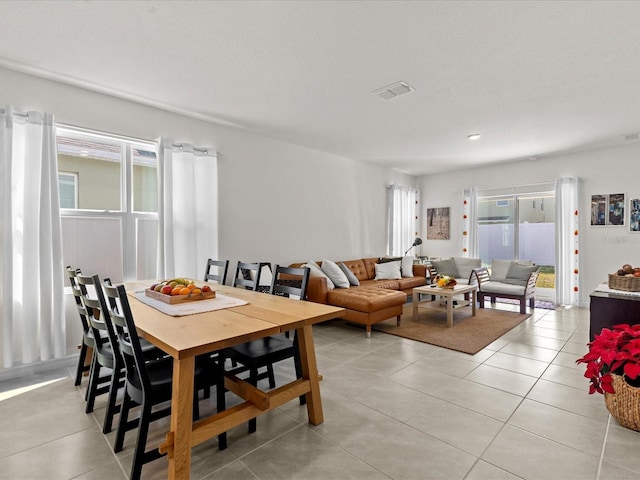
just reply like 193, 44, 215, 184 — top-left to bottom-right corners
0, 355, 76, 382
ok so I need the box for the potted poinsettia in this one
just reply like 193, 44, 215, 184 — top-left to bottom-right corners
577, 324, 640, 431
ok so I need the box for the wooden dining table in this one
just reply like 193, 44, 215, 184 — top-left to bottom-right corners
125, 282, 344, 480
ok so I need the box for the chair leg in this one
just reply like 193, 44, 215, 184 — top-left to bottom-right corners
130, 402, 153, 480
529, 297, 535, 310
102, 366, 122, 434
293, 346, 306, 406
85, 361, 101, 413
248, 368, 258, 433
478, 293, 485, 309
114, 388, 133, 453
520, 299, 527, 314
74, 343, 89, 386
267, 364, 276, 389
216, 375, 227, 450
85, 350, 97, 401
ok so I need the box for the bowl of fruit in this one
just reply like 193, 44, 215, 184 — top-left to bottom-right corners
146, 278, 215, 304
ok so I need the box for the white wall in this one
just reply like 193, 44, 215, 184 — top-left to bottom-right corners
1, 66, 415, 356
417, 142, 640, 306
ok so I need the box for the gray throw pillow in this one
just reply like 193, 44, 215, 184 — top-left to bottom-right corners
502, 263, 539, 286
320, 259, 350, 288
431, 258, 459, 278
338, 262, 360, 286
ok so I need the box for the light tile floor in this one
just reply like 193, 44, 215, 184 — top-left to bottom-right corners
2, 303, 640, 479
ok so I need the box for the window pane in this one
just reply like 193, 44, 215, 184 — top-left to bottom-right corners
132, 145, 158, 212
518, 195, 555, 266
57, 133, 122, 210
58, 172, 77, 208
478, 197, 515, 265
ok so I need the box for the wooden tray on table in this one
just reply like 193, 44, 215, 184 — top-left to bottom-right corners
145, 288, 216, 305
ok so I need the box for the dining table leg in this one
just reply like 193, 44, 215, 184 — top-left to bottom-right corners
168, 355, 195, 480
296, 324, 323, 425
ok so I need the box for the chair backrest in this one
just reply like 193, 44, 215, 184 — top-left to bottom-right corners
66, 266, 91, 334
233, 261, 264, 291
76, 273, 118, 363
204, 259, 229, 285
103, 283, 152, 396
270, 265, 310, 301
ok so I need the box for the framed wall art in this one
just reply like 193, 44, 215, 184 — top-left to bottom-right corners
426, 207, 450, 240
630, 198, 640, 232
591, 193, 625, 226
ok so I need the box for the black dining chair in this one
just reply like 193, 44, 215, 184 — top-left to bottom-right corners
66, 266, 103, 387
223, 264, 310, 432
204, 259, 229, 285
104, 283, 228, 480
76, 273, 126, 434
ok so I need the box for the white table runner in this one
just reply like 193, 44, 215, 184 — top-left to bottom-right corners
131, 290, 248, 316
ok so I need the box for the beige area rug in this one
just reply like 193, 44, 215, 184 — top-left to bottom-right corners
372, 303, 531, 355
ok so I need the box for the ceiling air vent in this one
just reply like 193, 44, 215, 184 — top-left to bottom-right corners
371, 81, 414, 100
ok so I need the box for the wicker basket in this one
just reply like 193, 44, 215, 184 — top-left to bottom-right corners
604, 374, 640, 431
608, 274, 640, 292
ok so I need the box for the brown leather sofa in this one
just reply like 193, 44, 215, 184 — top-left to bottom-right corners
290, 258, 427, 337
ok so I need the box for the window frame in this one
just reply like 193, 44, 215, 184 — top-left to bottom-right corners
57, 125, 158, 282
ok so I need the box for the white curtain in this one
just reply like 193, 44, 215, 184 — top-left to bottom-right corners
156, 139, 218, 280
387, 185, 420, 257
0, 107, 65, 368
462, 187, 479, 258
555, 177, 580, 306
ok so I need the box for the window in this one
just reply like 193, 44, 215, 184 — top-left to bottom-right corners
387, 185, 420, 257
58, 172, 78, 209
57, 127, 158, 283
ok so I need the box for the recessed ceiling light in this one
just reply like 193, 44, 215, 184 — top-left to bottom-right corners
467, 133, 481, 140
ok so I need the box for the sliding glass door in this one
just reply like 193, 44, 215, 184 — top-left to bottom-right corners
477, 187, 556, 301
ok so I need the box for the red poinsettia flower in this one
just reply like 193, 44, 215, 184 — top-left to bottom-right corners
577, 324, 640, 395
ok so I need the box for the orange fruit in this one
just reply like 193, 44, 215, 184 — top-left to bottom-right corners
191, 288, 202, 295
171, 286, 183, 296
179, 287, 190, 295
187, 283, 196, 291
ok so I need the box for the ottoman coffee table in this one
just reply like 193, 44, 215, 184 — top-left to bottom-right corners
412, 284, 477, 328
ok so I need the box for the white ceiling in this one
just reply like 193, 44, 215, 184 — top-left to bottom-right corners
1, 0, 640, 176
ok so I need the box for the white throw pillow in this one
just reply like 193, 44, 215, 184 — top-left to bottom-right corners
320, 259, 350, 288
374, 260, 401, 280
304, 262, 335, 290
401, 256, 414, 278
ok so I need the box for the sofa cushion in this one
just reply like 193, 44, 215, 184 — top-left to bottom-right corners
305, 261, 335, 290
360, 258, 377, 279
401, 256, 414, 277
328, 288, 406, 313
341, 259, 369, 282
452, 257, 481, 282
397, 276, 427, 290
359, 279, 400, 290
321, 259, 350, 288
480, 281, 526, 295
431, 258, 459, 278
338, 262, 360, 286
502, 263, 539, 286
374, 261, 401, 280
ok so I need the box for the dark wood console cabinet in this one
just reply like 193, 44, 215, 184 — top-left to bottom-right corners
590, 290, 640, 341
